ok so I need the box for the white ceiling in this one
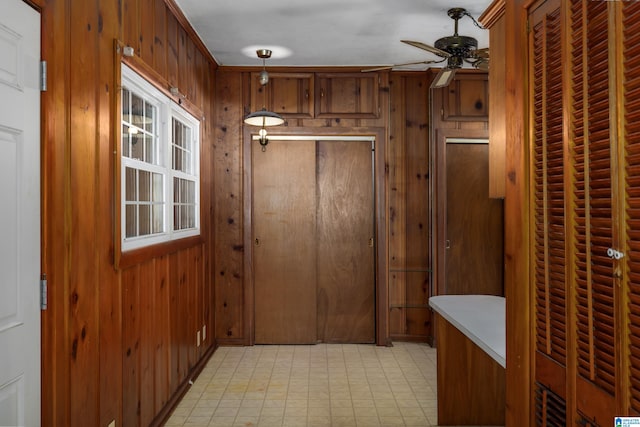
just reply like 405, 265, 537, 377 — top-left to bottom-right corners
173, 0, 492, 70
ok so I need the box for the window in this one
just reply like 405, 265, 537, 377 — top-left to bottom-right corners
120, 65, 200, 251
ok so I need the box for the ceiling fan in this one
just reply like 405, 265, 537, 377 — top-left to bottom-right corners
365, 8, 489, 87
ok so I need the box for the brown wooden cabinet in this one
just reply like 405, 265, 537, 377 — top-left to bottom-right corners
250, 72, 314, 118
439, 73, 488, 122
520, 0, 640, 424
315, 73, 379, 118
250, 72, 380, 119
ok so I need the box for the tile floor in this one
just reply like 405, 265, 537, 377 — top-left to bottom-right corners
164, 342, 439, 426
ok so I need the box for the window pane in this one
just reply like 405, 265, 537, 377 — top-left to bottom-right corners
145, 102, 155, 133
153, 204, 164, 233
125, 205, 137, 238
139, 170, 151, 202
153, 172, 164, 203
122, 89, 130, 122
139, 205, 151, 235
145, 134, 155, 165
130, 133, 143, 161
173, 177, 196, 231
125, 167, 137, 201
172, 118, 193, 174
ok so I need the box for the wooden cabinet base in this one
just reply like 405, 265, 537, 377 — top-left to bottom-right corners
435, 314, 505, 425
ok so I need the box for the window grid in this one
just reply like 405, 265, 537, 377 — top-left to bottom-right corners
121, 65, 200, 251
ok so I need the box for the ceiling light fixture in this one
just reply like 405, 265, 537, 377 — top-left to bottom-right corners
243, 49, 284, 151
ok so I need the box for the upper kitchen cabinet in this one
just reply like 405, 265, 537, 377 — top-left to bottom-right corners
439, 71, 489, 122
315, 73, 380, 118
250, 72, 315, 118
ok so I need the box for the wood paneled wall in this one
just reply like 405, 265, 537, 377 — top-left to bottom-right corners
38, 0, 217, 426
213, 69, 393, 345
214, 68, 442, 344
387, 73, 432, 341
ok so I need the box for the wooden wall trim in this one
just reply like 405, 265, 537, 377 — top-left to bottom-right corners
479, 0, 506, 28
504, 0, 532, 425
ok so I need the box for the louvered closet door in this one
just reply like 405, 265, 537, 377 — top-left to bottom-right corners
624, 1, 640, 415
570, 1, 618, 421
529, 0, 568, 424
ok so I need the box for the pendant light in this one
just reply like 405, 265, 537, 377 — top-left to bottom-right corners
244, 49, 284, 150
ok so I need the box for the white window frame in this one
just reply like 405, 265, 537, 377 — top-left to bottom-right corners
120, 64, 200, 251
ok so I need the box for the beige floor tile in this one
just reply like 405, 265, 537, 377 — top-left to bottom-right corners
166, 343, 438, 427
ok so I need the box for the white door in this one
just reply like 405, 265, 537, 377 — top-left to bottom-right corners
0, 1, 41, 426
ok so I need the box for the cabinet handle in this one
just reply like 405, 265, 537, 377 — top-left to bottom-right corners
320, 88, 325, 97
607, 248, 624, 259
369, 237, 374, 247
305, 89, 309, 99
445, 240, 451, 249
255, 238, 260, 247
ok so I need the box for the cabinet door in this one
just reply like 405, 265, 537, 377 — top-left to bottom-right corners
569, 1, 619, 421
441, 73, 488, 121
250, 72, 314, 118
315, 73, 379, 118
623, 0, 640, 415
529, 0, 567, 418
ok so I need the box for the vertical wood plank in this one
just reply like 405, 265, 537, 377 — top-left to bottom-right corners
177, 26, 188, 96
98, 0, 123, 425
69, 1, 100, 425
139, 0, 155, 66
214, 71, 246, 343
166, 13, 179, 88
155, 256, 170, 411
404, 75, 431, 339
122, 0, 139, 54
122, 266, 141, 427
140, 260, 156, 427
169, 252, 181, 393
153, 0, 167, 78
388, 75, 408, 337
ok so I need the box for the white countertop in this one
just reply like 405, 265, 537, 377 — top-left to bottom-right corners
429, 295, 506, 368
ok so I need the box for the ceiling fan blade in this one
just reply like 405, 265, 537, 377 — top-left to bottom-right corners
401, 40, 451, 58
474, 58, 489, 71
361, 65, 394, 72
361, 59, 443, 73
475, 47, 490, 59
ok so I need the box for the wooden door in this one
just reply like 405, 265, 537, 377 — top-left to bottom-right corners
444, 140, 503, 295
253, 140, 318, 344
0, 1, 41, 426
252, 137, 375, 344
317, 140, 375, 343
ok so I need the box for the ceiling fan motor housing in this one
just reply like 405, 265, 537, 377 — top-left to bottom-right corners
434, 35, 478, 62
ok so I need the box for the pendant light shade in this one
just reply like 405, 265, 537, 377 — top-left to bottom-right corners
244, 108, 284, 126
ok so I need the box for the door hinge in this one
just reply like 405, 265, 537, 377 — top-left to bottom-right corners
40, 274, 47, 310
40, 60, 47, 92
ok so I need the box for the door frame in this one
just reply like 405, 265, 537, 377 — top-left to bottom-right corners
432, 128, 492, 297
242, 126, 389, 346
